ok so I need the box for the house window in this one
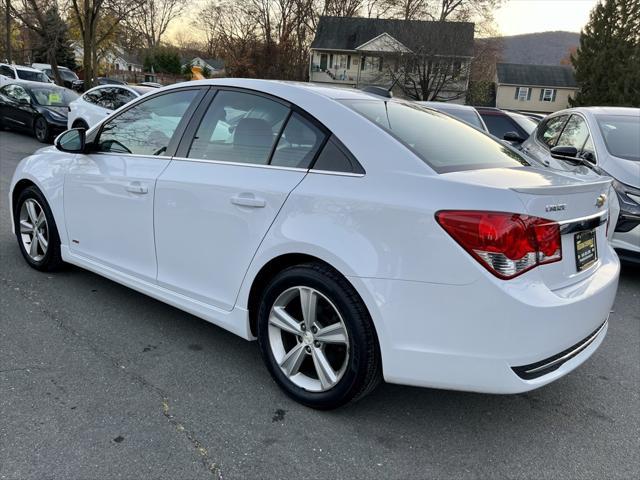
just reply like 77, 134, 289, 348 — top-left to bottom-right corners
516, 87, 530, 101
361, 56, 366, 71
541, 88, 557, 102
347, 55, 351, 70
378, 56, 383, 72
329, 54, 334, 69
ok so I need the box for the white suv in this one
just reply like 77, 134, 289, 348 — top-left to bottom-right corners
0, 64, 52, 85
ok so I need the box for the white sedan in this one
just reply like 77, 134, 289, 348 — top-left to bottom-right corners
67, 84, 154, 129
9, 79, 620, 409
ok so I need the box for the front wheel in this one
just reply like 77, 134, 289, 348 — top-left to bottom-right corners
257, 263, 381, 409
14, 186, 63, 271
33, 117, 50, 143
72, 119, 89, 130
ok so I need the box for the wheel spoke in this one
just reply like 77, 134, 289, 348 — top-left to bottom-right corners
29, 232, 39, 257
26, 200, 38, 224
36, 210, 45, 228
20, 220, 34, 234
299, 287, 318, 330
37, 231, 48, 251
315, 322, 348, 345
269, 306, 302, 335
279, 343, 307, 376
311, 347, 337, 390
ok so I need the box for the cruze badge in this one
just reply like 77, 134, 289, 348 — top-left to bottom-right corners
545, 204, 566, 212
595, 194, 607, 208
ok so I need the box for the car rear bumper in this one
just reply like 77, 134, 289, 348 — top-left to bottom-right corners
350, 250, 619, 394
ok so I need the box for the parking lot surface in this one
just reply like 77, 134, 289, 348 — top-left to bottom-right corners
1, 129, 639, 479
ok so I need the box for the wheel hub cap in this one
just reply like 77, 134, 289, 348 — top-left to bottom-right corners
268, 286, 350, 392
19, 198, 49, 262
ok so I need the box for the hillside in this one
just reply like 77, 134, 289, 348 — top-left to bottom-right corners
497, 31, 580, 65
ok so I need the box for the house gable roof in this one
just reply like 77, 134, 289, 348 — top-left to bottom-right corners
356, 33, 412, 53
496, 63, 577, 88
311, 16, 474, 57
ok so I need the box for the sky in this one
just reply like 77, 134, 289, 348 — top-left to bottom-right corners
495, 0, 598, 36
167, 0, 600, 44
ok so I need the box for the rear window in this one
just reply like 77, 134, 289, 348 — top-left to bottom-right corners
439, 108, 484, 130
343, 100, 529, 173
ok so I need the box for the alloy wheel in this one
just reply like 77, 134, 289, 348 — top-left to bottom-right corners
34, 118, 48, 142
19, 198, 49, 261
268, 286, 350, 392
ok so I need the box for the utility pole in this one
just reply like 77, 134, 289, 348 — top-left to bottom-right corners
4, 0, 11, 63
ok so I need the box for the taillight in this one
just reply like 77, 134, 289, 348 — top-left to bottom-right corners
436, 211, 562, 279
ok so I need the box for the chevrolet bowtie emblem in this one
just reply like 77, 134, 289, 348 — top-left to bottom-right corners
595, 194, 607, 208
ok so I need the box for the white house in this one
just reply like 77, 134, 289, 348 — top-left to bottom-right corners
309, 16, 475, 102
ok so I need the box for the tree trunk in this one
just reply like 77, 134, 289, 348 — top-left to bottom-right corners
4, 0, 11, 63
83, 16, 93, 90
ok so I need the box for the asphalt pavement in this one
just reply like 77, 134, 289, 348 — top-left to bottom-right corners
1, 129, 639, 480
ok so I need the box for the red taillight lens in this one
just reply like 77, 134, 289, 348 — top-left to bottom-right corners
436, 211, 562, 279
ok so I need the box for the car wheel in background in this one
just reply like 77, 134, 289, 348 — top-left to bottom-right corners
33, 117, 50, 143
257, 263, 381, 409
14, 186, 63, 271
72, 119, 89, 130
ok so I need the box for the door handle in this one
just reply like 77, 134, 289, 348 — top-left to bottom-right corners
126, 181, 148, 194
231, 193, 266, 208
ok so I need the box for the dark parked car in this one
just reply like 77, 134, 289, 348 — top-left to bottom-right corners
95, 77, 127, 85
0, 81, 78, 142
476, 107, 538, 145
35, 65, 84, 91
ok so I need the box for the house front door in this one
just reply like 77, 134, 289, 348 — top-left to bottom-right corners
320, 54, 327, 70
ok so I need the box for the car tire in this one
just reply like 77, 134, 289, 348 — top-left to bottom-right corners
33, 116, 50, 143
72, 119, 89, 130
257, 262, 381, 409
14, 186, 63, 271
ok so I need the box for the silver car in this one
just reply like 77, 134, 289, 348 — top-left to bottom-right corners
521, 107, 640, 263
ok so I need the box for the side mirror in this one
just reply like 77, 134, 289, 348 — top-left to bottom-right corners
55, 128, 86, 153
550, 146, 578, 159
503, 131, 524, 143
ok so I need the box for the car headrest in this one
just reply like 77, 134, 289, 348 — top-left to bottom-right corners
234, 118, 273, 148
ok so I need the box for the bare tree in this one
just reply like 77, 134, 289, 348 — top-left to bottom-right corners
323, 0, 363, 17
129, 0, 186, 49
70, 0, 142, 89
10, 0, 65, 83
382, 21, 474, 101
3, 0, 11, 62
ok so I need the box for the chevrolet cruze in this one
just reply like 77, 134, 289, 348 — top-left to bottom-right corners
9, 79, 620, 409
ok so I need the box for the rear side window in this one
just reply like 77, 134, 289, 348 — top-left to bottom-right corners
481, 114, 524, 140
188, 90, 290, 165
312, 137, 363, 174
538, 115, 568, 147
271, 113, 326, 168
343, 100, 529, 173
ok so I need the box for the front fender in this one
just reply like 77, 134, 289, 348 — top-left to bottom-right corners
9, 147, 74, 245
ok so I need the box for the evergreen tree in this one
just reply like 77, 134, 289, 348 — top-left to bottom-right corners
571, 0, 640, 107
32, 7, 77, 70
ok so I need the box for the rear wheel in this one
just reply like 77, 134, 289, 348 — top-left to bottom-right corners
14, 186, 63, 271
257, 263, 381, 409
33, 117, 50, 143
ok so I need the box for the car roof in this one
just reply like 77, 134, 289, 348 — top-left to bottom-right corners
416, 101, 477, 112
566, 106, 640, 116
2, 79, 67, 90
160, 78, 390, 102
0, 63, 44, 73
83, 84, 152, 96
